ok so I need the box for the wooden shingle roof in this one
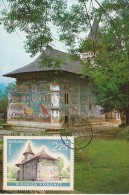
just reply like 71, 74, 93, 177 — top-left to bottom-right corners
16, 148, 56, 166
3, 47, 83, 78
23, 142, 35, 156
34, 149, 57, 161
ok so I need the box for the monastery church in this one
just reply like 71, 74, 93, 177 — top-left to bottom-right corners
16, 142, 60, 181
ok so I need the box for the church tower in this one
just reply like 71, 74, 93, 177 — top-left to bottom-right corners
23, 142, 35, 161
80, 18, 99, 62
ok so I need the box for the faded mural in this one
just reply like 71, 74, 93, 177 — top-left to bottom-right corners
7, 74, 103, 126
8, 81, 51, 123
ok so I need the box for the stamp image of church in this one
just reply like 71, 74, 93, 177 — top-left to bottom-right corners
15, 142, 60, 181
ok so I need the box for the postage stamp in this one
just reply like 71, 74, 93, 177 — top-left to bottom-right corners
3, 136, 74, 191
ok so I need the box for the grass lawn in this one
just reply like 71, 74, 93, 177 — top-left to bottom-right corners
0, 138, 129, 194
75, 138, 129, 194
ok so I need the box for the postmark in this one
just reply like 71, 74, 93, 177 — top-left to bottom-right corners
60, 119, 93, 150
3, 136, 74, 191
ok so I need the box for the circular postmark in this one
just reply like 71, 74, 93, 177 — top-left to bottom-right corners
60, 119, 93, 150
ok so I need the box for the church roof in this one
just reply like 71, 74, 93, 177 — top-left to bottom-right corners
3, 47, 83, 78
23, 142, 35, 156
34, 148, 56, 161
16, 147, 56, 167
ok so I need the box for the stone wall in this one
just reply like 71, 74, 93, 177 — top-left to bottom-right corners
37, 162, 59, 181
23, 159, 38, 180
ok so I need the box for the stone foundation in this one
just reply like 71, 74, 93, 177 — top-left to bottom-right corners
7, 120, 63, 129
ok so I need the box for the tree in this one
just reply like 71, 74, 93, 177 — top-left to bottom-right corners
0, 82, 15, 118
0, 92, 8, 116
80, 0, 129, 125
1, 0, 90, 55
56, 157, 64, 174
2, 0, 129, 125
55, 0, 129, 125
7, 166, 17, 179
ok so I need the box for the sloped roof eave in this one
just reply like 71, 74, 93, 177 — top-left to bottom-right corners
15, 152, 57, 166
3, 70, 84, 78
3, 47, 83, 78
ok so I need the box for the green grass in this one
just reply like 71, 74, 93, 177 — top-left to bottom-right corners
99, 126, 129, 140
75, 139, 129, 194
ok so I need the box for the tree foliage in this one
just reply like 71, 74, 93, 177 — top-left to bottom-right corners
56, 157, 64, 174
80, 0, 129, 124
7, 166, 17, 179
2, 0, 91, 55
0, 82, 15, 116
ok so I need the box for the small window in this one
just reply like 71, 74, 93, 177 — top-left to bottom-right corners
89, 103, 92, 111
65, 93, 70, 105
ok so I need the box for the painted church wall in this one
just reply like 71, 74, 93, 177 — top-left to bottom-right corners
8, 79, 51, 123
7, 72, 103, 127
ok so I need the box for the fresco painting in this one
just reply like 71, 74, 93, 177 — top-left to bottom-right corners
51, 92, 59, 107
7, 73, 103, 127
51, 110, 59, 123
8, 82, 51, 123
